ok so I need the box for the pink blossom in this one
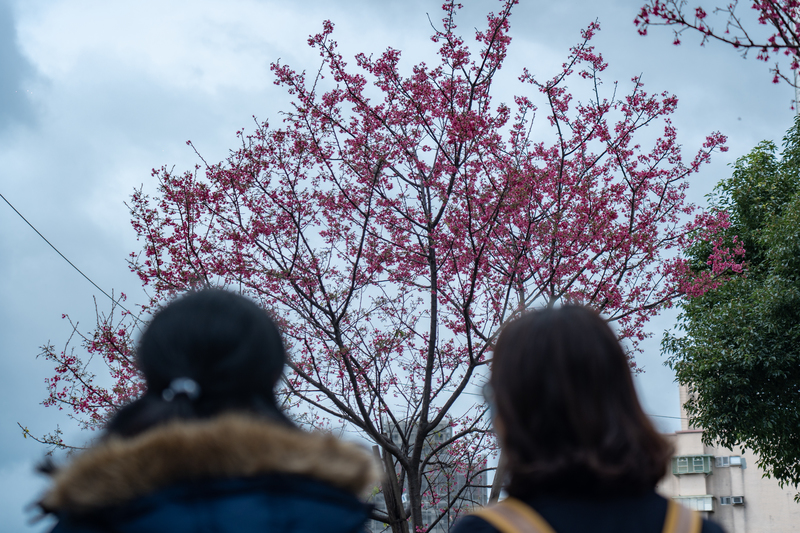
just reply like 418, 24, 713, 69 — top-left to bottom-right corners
41, 3, 736, 530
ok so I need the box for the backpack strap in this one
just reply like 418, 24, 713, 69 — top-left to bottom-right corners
470, 497, 556, 533
662, 499, 702, 533
471, 496, 701, 533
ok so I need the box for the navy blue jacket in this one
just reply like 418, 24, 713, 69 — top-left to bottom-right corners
41, 415, 378, 533
450, 491, 726, 533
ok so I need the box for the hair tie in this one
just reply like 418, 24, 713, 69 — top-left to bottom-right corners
162, 377, 201, 402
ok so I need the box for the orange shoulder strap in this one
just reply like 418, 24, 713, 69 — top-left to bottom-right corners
470, 498, 556, 533
662, 499, 702, 533
471, 496, 701, 533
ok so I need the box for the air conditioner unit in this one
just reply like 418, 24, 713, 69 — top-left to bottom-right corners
731, 496, 744, 505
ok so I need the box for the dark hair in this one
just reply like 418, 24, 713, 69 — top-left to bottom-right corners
490, 305, 672, 497
106, 289, 292, 437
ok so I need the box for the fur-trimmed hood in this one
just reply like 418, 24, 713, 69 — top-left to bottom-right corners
41, 414, 381, 514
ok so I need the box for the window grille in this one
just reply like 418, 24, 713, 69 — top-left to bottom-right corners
720, 496, 744, 506
715, 455, 742, 468
672, 455, 712, 475
674, 495, 714, 512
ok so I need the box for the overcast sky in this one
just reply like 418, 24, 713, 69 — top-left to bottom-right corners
0, 0, 795, 530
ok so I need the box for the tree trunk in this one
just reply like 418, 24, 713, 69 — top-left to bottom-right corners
488, 451, 506, 504
374, 446, 410, 533
406, 467, 424, 533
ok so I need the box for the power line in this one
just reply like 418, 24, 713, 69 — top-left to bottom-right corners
0, 191, 142, 323
0, 190, 697, 424
648, 414, 687, 420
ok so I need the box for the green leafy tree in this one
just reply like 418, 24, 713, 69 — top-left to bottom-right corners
666, 118, 800, 493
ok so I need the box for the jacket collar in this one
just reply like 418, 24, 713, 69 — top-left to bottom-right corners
41, 414, 380, 513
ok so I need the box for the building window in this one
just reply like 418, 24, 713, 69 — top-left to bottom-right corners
672, 455, 713, 475
720, 496, 745, 506
673, 495, 714, 512
715, 455, 743, 468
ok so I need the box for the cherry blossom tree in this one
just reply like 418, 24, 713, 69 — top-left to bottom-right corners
38, 2, 739, 531
635, 1, 800, 88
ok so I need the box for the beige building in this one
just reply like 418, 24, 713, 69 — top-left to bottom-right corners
657, 386, 800, 532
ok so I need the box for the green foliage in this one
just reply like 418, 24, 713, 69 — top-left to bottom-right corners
666, 118, 800, 492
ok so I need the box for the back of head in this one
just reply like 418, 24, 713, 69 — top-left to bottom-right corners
490, 305, 671, 497
106, 289, 292, 437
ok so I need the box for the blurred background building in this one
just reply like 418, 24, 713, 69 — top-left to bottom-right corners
657, 386, 800, 532
367, 419, 488, 533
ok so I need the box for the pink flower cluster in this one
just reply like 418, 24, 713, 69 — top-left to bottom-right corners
43, 1, 740, 529
636, 1, 800, 91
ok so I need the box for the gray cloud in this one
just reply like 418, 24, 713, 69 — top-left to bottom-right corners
0, 0, 38, 131
0, 1, 796, 531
